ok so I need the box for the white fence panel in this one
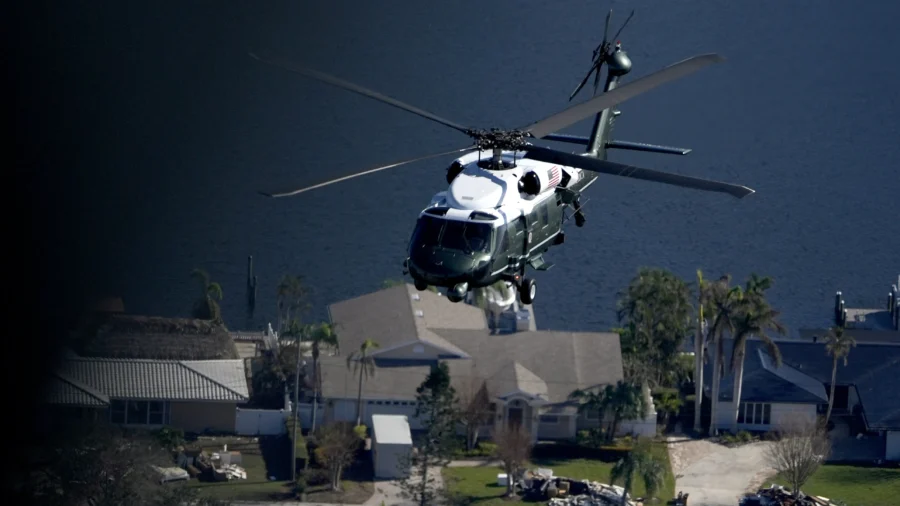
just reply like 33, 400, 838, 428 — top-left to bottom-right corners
235, 408, 289, 436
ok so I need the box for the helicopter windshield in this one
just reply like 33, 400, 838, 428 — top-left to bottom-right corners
411, 215, 494, 254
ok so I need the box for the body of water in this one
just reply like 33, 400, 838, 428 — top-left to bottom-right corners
21, 0, 900, 334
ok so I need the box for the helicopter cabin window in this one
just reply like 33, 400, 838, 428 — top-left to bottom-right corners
539, 200, 550, 228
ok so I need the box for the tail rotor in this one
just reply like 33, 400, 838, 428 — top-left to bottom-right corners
569, 8, 635, 102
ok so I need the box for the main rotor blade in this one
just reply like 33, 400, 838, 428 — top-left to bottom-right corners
249, 52, 472, 135
524, 53, 725, 139
259, 146, 476, 198
523, 145, 754, 199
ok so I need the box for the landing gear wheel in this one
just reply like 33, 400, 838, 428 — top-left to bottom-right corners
447, 292, 463, 303
519, 278, 536, 305
414, 279, 428, 291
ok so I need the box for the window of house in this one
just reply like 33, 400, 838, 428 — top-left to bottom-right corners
738, 402, 771, 425
110, 399, 169, 425
110, 400, 126, 424
413, 344, 425, 354
540, 415, 559, 424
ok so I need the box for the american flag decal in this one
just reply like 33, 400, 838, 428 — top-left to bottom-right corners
548, 166, 561, 187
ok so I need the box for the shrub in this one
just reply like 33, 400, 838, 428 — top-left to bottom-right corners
478, 442, 498, 456
353, 424, 367, 440
303, 468, 329, 486
153, 426, 185, 449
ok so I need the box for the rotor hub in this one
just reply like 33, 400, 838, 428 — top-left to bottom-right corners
466, 128, 530, 151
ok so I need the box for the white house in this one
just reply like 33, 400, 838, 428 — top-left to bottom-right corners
706, 337, 900, 461
311, 283, 638, 442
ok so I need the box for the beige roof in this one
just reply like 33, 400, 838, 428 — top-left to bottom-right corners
485, 362, 549, 399
327, 284, 486, 358
319, 329, 623, 406
55, 358, 249, 402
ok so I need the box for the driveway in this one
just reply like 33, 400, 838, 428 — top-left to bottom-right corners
667, 436, 775, 506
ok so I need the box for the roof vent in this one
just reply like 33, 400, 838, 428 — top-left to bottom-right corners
415, 310, 424, 317
411, 294, 420, 301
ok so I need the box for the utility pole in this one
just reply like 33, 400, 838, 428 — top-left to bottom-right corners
291, 326, 303, 484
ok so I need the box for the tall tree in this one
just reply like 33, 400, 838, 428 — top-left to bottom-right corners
823, 326, 856, 425
704, 275, 743, 436
693, 269, 711, 433
346, 338, 379, 427
313, 421, 362, 492
609, 437, 666, 506
191, 268, 224, 323
492, 425, 533, 497
276, 274, 311, 333
616, 267, 693, 388
456, 372, 493, 451
399, 362, 458, 506
570, 381, 647, 442
729, 276, 787, 433
307, 322, 339, 432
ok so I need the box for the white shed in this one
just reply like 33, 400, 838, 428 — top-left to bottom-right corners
372, 414, 413, 479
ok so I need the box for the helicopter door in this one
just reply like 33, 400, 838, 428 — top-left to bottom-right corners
505, 216, 527, 271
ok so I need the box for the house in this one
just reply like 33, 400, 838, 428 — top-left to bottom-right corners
705, 337, 900, 461
313, 283, 630, 442
44, 356, 250, 433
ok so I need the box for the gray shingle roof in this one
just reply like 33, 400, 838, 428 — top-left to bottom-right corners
707, 338, 900, 430
55, 358, 249, 402
319, 329, 623, 407
327, 284, 486, 358
47, 373, 110, 406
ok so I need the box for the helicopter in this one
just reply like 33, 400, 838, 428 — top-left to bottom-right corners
251, 9, 754, 305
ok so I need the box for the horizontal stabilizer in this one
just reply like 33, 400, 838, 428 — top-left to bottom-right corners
607, 140, 691, 155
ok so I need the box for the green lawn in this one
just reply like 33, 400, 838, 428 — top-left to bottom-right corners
443, 443, 675, 505
184, 435, 374, 503
776, 464, 900, 506
185, 437, 292, 501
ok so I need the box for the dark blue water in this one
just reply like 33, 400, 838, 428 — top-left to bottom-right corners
33, 0, 900, 334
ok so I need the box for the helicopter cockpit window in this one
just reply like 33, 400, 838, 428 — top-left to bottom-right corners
411, 216, 443, 248
441, 220, 493, 253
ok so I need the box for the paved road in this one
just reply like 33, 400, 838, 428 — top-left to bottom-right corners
669, 438, 775, 506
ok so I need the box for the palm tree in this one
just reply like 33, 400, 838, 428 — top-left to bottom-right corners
346, 338, 380, 427
729, 294, 786, 433
823, 326, 856, 425
570, 381, 646, 442
307, 322, 339, 432
705, 275, 743, 436
190, 268, 224, 322
276, 274, 310, 334
693, 269, 710, 433
609, 437, 666, 505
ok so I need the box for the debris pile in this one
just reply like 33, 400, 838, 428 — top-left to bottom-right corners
520, 468, 641, 506
740, 484, 836, 506
180, 444, 248, 482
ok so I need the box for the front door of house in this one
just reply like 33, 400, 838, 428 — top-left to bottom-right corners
507, 407, 523, 429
